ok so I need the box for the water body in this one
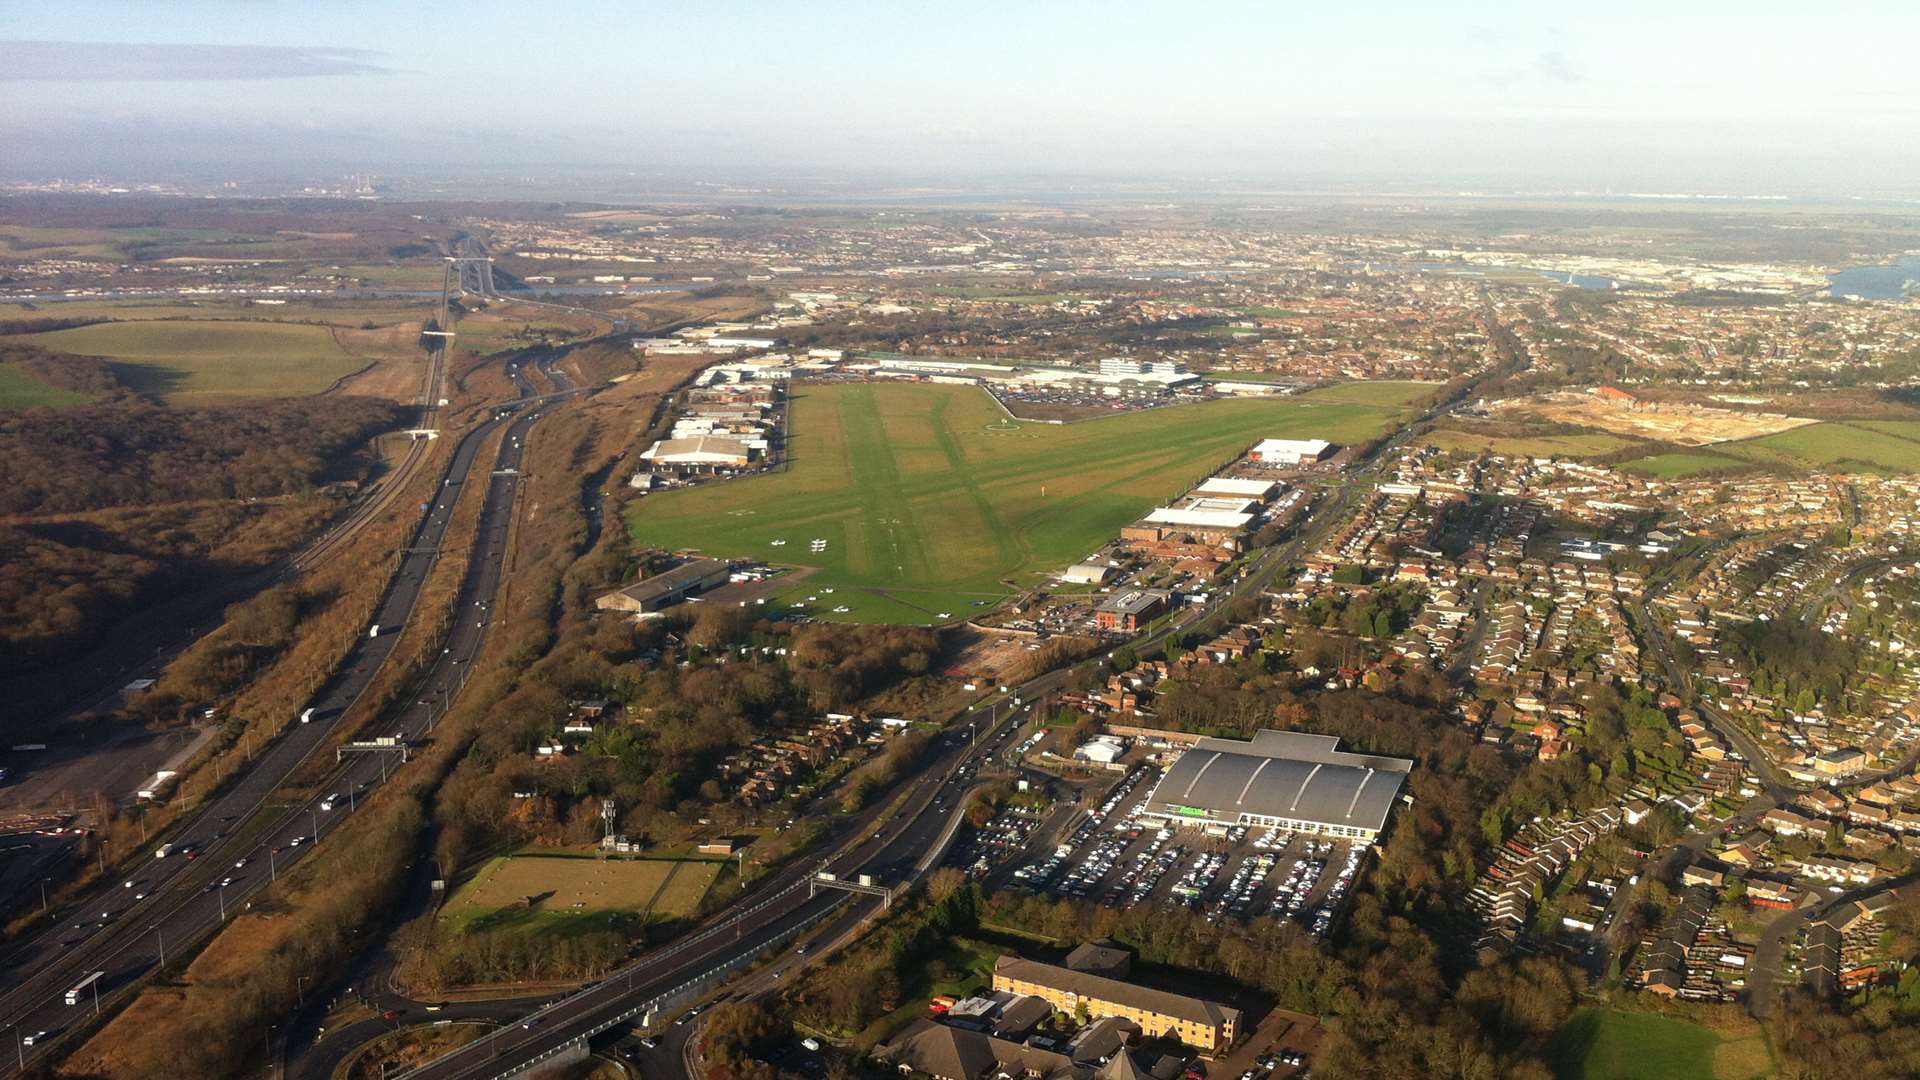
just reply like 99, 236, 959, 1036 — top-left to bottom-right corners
1829, 255, 1920, 300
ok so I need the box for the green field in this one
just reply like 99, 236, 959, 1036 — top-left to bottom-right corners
0, 364, 93, 409
443, 854, 720, 936
628, 381, 1413, 624
1733, 422, 1920, 472
1621, 452, 1753, 478
1294, 381, 1438, 407
0, 297, 429, 329
1422, 429, 1639, 459
1621, 422, 1920, 477
1546, 1008, 1772, 1080
3, 320, 368, 401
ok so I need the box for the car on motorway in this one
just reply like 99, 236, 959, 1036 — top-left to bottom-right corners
234, 857, 248, 868
22, 1031, 49, 1047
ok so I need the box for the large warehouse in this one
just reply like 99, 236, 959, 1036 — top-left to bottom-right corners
1249, 438, 1332, 465
1141, 729, 1412, 845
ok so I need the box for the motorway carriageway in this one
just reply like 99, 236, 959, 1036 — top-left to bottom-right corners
0, 358, 560, 1074
395, 706, 1025, 1080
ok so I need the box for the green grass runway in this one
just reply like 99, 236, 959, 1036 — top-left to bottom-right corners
627, 381, 1413, 625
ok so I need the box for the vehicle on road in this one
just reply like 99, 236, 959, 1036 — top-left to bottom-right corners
65, 970, 104, 1005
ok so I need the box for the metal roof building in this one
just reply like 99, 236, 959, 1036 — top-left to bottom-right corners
1142, 729, 1411, 845
1195, 477, 1280, 500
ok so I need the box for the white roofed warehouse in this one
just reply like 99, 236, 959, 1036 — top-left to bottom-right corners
1249, 438, 1332, 465
1141, 729, 1411, 845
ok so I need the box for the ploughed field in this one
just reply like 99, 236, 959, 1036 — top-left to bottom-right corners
627, 381, 1413, 624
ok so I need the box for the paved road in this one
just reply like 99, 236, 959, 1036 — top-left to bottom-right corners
1631, 599, 1798, 801
0, 341, 446, 794
393, 706, 1023, 1080
0, 357, 560, 1074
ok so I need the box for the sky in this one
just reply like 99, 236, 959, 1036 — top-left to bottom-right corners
3, 0, 1919, 195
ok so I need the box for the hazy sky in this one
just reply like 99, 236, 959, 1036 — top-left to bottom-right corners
4, 0, 1919, 193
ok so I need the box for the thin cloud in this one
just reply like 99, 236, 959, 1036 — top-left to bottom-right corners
0, 40, 395, 81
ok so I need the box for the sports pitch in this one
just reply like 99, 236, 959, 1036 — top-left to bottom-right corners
626, 381, 1416, 624
442, 854, 721, 934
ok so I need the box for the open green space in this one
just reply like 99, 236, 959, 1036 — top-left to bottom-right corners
1622, 422, 1920, 477
1621, 452, 1754, 478
628, 381, 1413, 624
1729, 421, 1920, 473
0, 297, 429, 329
1545, 1008, 1772, 1080
2, 319, 368, 402
0, 364, 94, 409
441, 853, 720, 936
1422, 428, 1640, 459
1240, 306, 1309, 318
1297, 380, 1438, 408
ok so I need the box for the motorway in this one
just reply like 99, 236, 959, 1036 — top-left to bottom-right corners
391, 699, 1025, 1080
0, 341, 447, 823
0, 355, 560, 1073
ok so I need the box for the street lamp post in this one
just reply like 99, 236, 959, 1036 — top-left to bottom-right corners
217, 884, 227, 922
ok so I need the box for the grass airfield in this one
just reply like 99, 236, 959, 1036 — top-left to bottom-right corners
627, 381, 1418, 624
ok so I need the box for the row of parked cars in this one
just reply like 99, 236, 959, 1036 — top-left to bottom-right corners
1214, 851, 1278, 920
1168, 850, 1228, 908
956, 805, 1043, 878
1309, 847, 1366, 939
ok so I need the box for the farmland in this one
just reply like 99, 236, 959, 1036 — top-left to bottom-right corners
627, 381, 1414, 624
0, 320, 374, 402
441, 853, 721, 936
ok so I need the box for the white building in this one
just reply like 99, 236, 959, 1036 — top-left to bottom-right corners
1249, 438, 1333, 465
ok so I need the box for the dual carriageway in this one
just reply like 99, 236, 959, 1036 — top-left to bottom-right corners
0, 349, 577, 1072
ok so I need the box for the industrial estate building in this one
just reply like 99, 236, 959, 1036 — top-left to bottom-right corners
1142, 729, 1412, 845
991, 956, 1242, 1051
593, 558, 731, 614
1096, 589, 1170, 632
1249, 438, 1333, 465
639, 435, 753, 473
